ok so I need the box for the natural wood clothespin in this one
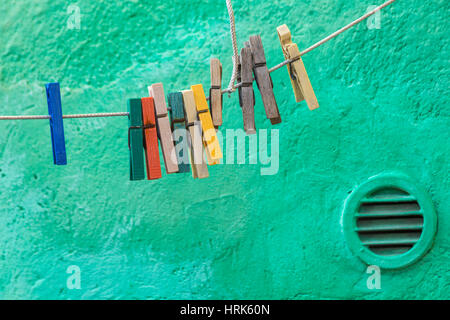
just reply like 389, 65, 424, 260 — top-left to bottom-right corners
249, 35, 281, 125
239, 47, 256, 134
210, 58, 223, 128
148, 83, 179, 174
277, 24, 319, 110
181, 90, 209, 179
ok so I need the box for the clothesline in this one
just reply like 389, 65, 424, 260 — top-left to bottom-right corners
0, 112, 129, 120
0, 0, 397, 121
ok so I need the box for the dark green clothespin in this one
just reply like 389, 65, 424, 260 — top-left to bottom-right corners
128, 99, 145, 181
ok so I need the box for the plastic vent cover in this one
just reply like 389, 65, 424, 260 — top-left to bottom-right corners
343, 173, 437, 269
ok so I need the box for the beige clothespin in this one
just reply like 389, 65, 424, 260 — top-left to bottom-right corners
148, 83, 179, 174
181, 90, 209, 179
277, 24, 319, 110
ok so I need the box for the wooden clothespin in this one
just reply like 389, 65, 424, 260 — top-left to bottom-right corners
249, 35, 281, 125
168, 92, 190, 174
45, 83, 67, 165
181, 90, 209, 179
277, 24, 319, 110
148, 83, 179, 174
239, 47, 256, 134
191, 84, 223, 164
141, 97, 162, 180
128, 98, 145, 181
210, 58, 223, 128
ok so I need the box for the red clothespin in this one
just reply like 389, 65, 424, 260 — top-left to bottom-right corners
141, 97, 162, 180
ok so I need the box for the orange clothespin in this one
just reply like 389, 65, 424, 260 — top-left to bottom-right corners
141, 97, 162, 180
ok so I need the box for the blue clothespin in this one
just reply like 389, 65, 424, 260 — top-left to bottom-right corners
45, 83, 67, 165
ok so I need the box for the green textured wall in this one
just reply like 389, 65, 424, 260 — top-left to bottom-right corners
0, 0, 449, 299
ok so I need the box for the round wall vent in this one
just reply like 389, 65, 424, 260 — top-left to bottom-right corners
343, 173, 437, 269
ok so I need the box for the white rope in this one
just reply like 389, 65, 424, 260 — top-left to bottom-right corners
0, 0, 397, 120
225, 0, 239, 93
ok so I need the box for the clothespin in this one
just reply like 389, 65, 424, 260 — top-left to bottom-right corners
191, 84, 223, 164
237, 52, 242, 99
141, 97, 162, 180
277, 24, 319, 110
249, 35, 281, 125
168, 92, 191, 174
148, 83, 179, 174
45, 82, 67, 165
181, 90, 209, 179
239, 47, 256, 134
203, 143, 220, 166
128, 98, 145, 181
209, 58, 223, 128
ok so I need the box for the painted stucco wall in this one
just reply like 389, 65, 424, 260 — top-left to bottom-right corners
0, 0, 448, 299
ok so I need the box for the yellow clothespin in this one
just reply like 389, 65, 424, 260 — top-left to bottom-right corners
191, 84, 223, 164
277, 24, 319, 110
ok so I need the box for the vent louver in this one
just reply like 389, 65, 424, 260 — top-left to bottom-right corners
343, 173, 437, 269
356, 188, 423, 257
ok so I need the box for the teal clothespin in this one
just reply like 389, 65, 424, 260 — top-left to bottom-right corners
168, 92, 190, 173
